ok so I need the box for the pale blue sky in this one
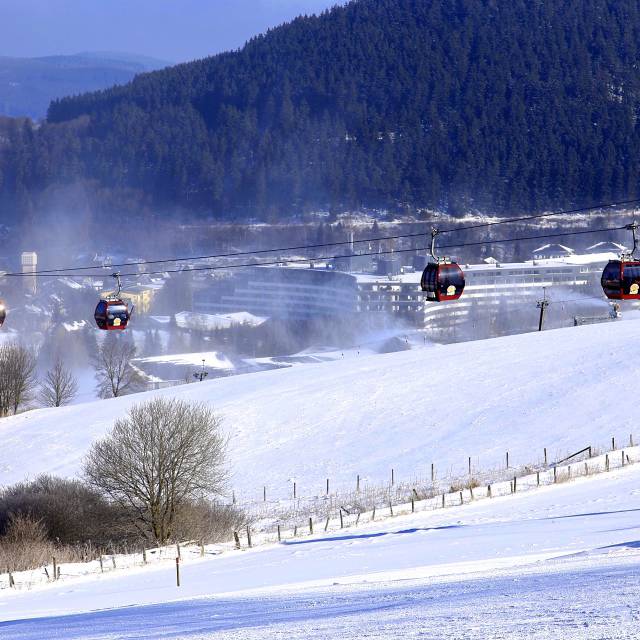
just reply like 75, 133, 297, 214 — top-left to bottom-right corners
0, 0, 341, 63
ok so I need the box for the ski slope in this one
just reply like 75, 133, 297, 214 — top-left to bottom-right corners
0, 320, 639, 500
2, 463, 640, 638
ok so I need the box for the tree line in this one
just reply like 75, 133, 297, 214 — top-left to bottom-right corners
2, 0, 640, 225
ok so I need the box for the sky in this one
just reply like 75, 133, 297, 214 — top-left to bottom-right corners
0, 0, 340, 63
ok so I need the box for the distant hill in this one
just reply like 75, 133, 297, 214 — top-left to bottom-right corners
2, 0, 640, 223
0, 52, 169, 119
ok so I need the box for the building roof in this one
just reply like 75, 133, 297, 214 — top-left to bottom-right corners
532, 243, 574, 255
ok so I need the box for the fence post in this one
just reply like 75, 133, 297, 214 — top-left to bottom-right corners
513, 476, 517, 493
99, 555, 103, 573
389, 500, 394, 516
142, 548, 147, 564
622, 451, 625, 467
442, 493, 445, 508
506, 451, 509, 468
175, 557, 180, 587
324, 517, 330, 532
553, 467, 557, 483
459, 491, 463, 505
293, 482, 297, 499
612, 436, 616, 451
371, 506, 376, 521
234, 531, 241, 549
309, 518, 313, 535
246, 526, 252, 548
431, 463, 435, 482
468, 456, 472, 475
8, 570, 15, 588
487, 484, 492, 498
411, 496, 415, 513
536, 471, 540, 486
544, 447, 547, 465
606, 454, 610, 472
357, 475, 360, 492
391, 468, 395, 486
52, 557, 57, 581
263, 486, 267, 502
326, 478, 330, 496
294, 525, 298, 537
339, 510, 344, 529
277, 525, 281, 542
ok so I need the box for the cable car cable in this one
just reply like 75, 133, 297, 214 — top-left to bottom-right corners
4, 224, 626, 279
3, 199, 638, 277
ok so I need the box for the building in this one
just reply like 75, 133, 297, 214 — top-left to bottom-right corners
100, 283, 162, 314
21, 251, 37, 294
193, 267, 358, 320
532, 244, 574, 260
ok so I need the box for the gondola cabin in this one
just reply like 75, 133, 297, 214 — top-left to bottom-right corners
601, 260, 640, 300
94, 299, 131, 330
0, 300, 6, 328
421, 262, 465, 302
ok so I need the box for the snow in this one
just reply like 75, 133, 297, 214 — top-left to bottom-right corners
1, 464, 640, 637
134, 350, 234, 370
2, 320, 640, 635
1, 320, 640, 502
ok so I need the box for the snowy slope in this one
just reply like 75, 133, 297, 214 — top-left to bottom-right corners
0, 321, 638, 501
2, 463, 640, 637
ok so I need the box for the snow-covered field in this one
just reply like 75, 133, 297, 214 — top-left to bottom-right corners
1, 320, 639, 502
1, 463, 639, 638
2, 320, 640, 637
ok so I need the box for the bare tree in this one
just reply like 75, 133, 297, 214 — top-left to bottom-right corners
92, 336, 142, 398
0, 343, 37, 416
83, 398, 227, 544
39, 359, 79, 407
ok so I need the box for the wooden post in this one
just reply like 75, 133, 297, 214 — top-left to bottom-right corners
622, 450, 625, 467
355, 512, 361, 526
506, 451, 509, 468
487, 484, 492, 498
57, 566, 61, 580
391, 468, 395, 486
112, 556, 116, 570
536, 471, 540, 486
52, 557, 57, 581
309, 518, 313, 535
606, 454, 610, 472
8, 571, 15, 588
142, 549, 147, 564
431, 463, 435, 482
277, 525, 281, 541
459, 491, 463, 505
442, 493, 445, 508
371, 506, 376, 521
263, 486, 267, 502
293, 482, 297, 499
389, 500, 394, 516
553, 467, 557, 483
411, 497, 415, 513
294, 525, 298, 537
324, 517, 330, 532
513, 476, 517, 492
234, 531, 241, 549
544, 447, 547, 465
469, 486, 474, 501
99, 555, 103, 573
339, 510, 344, 528
468, 456, 471, 475
246, 526, 252, 548
612, 436, 616, 451
588, 446, 592, 458
175, 557, 180, 587
357, 475, 360, 492
326, 478, 329, 496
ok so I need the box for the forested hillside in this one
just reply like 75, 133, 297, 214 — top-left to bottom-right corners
2, 0, 640, 223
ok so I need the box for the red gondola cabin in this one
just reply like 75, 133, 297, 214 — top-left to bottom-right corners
94, 299, 131, 330
421, 262, 465, 302
601, 260, 640, 300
